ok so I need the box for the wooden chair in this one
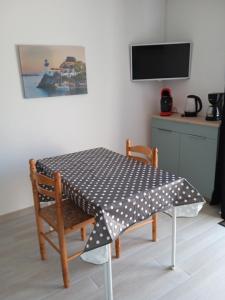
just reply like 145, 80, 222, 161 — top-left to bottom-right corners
115, 139, 158, 258
29, 159, 95, 288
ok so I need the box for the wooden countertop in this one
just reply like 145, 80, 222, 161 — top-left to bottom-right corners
152, 113, 221, 128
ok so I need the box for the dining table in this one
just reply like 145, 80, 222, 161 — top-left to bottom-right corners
36, 147, 205, 300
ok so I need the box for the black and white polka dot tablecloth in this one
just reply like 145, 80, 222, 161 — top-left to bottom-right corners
36, 147, 205, 252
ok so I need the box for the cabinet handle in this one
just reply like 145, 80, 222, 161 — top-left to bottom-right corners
157, 128, 173, 133
188, 134, 207, 140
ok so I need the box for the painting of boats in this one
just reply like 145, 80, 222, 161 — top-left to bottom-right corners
18, 45, 88, 98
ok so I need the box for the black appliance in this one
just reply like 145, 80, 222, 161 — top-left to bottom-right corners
160, 88, 173, 116
206, 93, 225, 121
183, 95, 202, 117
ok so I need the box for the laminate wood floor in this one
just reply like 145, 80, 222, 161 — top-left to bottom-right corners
0, 203, 225, 300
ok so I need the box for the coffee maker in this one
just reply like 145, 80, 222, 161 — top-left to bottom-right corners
206, 93, 225, 121
160, 88, 173, 116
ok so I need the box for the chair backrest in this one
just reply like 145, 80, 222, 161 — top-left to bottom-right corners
126, 139, 158, 168
29, 159, 64, 227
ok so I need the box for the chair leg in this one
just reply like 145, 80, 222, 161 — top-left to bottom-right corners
152, 213, 157, 241
58, 233, 70, 288
35, 214, 47, 260
81, 226, 86, 241
115, 237, 121, 258
61, 255, 69, 288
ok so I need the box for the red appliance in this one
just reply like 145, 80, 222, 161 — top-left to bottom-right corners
160, 88, 173, 116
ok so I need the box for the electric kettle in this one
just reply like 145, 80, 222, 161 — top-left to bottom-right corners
183, 95, 202, 117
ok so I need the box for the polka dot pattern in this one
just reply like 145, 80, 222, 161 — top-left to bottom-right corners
36, 148, 205, 252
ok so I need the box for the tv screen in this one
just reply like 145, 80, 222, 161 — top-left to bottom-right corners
131, 42, 192, 81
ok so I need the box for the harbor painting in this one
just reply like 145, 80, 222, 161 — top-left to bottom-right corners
18, 45, 88, 98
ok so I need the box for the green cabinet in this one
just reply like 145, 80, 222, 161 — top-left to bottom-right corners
151, 127, 179, 174
151, 115, 219, 199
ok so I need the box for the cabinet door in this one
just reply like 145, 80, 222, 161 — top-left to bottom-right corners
151, 127, 180, 174
179, 134, 217, 199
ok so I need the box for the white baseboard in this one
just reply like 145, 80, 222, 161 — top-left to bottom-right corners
0, 206, 34, 223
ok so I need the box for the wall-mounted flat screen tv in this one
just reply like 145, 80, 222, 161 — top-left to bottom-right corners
130, 42, 192, 81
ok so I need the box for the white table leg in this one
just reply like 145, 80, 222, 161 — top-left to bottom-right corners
103, 244, 113, 300
171, 206, 176, 270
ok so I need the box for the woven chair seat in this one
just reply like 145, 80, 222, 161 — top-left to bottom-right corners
40, 199, 94, 232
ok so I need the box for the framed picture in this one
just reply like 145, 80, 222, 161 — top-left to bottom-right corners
18, 45, 88, 98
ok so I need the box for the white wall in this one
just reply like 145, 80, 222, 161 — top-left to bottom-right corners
0, 0, 165, 215
165, 0, 225, 115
